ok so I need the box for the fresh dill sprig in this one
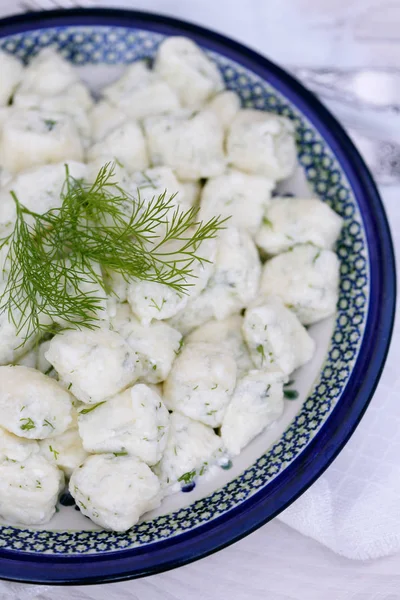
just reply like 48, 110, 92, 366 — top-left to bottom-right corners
0, 163, 227, 344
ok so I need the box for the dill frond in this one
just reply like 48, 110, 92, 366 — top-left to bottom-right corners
0, 163, 227, 344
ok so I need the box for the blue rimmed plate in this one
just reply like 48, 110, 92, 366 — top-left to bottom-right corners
0, 7, 395, 585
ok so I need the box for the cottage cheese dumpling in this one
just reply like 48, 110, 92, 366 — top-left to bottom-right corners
16, 48, 80, 97
200, 169, 274, 236
0, 426, 39, 464
89, 100, 128, 142
226, 110, 296, 180
88, 120, 148, 173
0, 162, 88, 227
243, 295, 315, 374
111, 304, 182, 383
0, 366, 73, 439
144, 110, 225, 180
78, 384, 169, 465
0, 109, 84, 173
154, 412, 222, 486
0, 455, 64, 525
0, 51, 24, 106
221, 370, 284, 455
69, 454, 161, 531
256, 197, 343, 255
260, 244, 340, 325
39, 428, 88, 477
164, 342, 237, 427
155, 37, 224, 109
205, 90, 241, 131
103, 60, 181, 119
45, 329, 142, 404
186, 315, 253, 377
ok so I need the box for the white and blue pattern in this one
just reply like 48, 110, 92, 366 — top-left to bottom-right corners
0, 26, 368, 555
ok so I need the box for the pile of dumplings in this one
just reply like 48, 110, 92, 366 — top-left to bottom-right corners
0, 37, 343, 532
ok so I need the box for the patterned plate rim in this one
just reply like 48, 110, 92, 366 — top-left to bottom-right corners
0, 7, 395, 585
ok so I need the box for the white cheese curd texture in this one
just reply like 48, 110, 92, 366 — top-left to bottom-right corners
154, 37, 224, 109
164, 341, 237, 427
226, 109, 297, 180
199, 169, 275, 236
39, 427, 88, 477
89, 100, 128, 142
111, 304, 182, 384
127, 237, 216, 325
45, 329, 142, 404
186, 315, 254, 377
243, 295, 316, 375
256, 197, 343, 255
260, 244, 340, 325
144, 110, 225, 180
201, 227, 262, 320
0, 366, 73, 439
154, 411, 223, 486
0, 306, 34, 366
103, 60, 181, 119
167, 291, 216, 336
0, 426, 39, 463
78, 383, 169, 465
205, 90, 241, 131
14, 83, 93, 144
178, 179, 201, 206
0, 109, 84, 173
87, 120, 149, 173
69, 454, 161, 531
0, 454, 64, 525
0, 161, 88, 227
16, 48, 80, 97
0, 51, 24, 106
221, 370, 285, 456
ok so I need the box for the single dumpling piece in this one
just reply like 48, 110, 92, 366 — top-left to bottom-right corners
0, 109, 84, 173
163, 342, 237, 427
256, 197, 343, 255
0, 161, 88, 227
199, 169, 274, 236
260, 244, 340, 325
16, 48, 80, 97
154, 36, 224, 109
0, 51, 24, 106
205, 90, 241, 131
194, 227, 261, 322
111, 304, 182, 383
0, 366, 73, 439
45, 329, 142, 404
226, 110, 297, 181
0, 426, 39, 463
154, 411, 222, 487
221, 370, 285, 455
103, 60, 181, 119
186, 315, 253, 377
69, 454, 161, 531
0, 307, 34, 366
78, 383, 169, 465
39, 428, 88, 477
13, 82, 93, 144
89, 100, 128, 142
243, 295, 315, 374
178, 179, 201, 206
0, 454, 64, 525
144, 110, 225, 180
127, 238, 216, 325
87, 120, 149, 173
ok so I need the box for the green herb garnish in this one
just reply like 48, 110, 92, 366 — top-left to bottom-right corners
49, 445, 59, 460
0, 163, 227, 344
178, 470, 196, 485
20, 417, 35, 431
256, 344, 266, 365
284, 389, 299, 400
79, 401, 107, 415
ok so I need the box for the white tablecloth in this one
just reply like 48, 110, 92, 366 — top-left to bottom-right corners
1, 0, 400, 598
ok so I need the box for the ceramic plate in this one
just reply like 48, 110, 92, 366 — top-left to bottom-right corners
0, 8, 395, 585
